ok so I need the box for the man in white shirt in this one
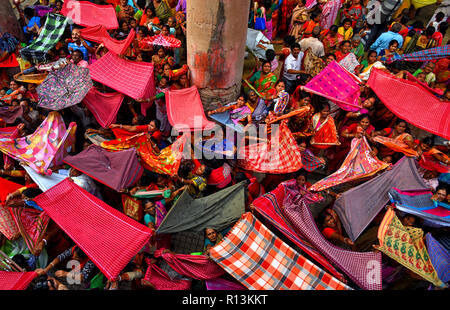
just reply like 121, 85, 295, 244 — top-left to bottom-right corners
299, 26, 325, 58
282, 43, 305, 94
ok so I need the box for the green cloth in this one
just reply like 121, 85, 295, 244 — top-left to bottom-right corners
351, 43, 365, 58
0, 238, 48, 269
156, 181, 246, 234
89, 272, 106, 290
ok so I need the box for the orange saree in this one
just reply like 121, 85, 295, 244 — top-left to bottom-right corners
310, 113, 340, 149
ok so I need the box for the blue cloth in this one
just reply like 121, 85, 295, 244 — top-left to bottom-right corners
370, 31, 403, 54
23, 16, 41, 35
25, 200, 43, 212
68, 41, 92, 61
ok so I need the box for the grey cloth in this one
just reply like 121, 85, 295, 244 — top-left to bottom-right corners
333, 157, 428, 242
156, 181, 246, 234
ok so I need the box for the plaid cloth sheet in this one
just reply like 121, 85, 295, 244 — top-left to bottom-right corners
389, 44, 450, 63
209, 212, 352, 290
237, 122, 303, 174
20, 14, 68, 64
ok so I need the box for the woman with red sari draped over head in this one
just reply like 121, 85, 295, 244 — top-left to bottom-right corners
322, 25, 344, 54
310, 102, 341, 150
418, 136, 450, 173
280, 0, 299, 37
287, 88, 314, 140
372, 119, 421, 161
328, 114, 375, 172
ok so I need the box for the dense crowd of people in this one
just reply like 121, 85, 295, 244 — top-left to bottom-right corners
0, 0, 449, 291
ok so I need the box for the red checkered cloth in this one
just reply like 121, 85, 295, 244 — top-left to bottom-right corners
33, 178, 153, 281
0, 271, 37, 290
153, 249, 225, 280
61, 0, 119, 29
89, 52, 155, 100
209, 212, 352, 290
282, 194, 382, 290
252, 184, 345, 281
237, 122, 303, 174
81, 25, 135, 56
0, 177, 23, 240
10, 207, 51, 256
144, 259, 192, 290
368, 68, 450, 140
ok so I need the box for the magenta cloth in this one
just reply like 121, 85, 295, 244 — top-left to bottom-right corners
33, 179, 153, 281
303, 61, 362, 111
153, 249, 225, 280
141, 35, 181, 48
166, 86, 216, 131
205, 277, 247, 290
0, 106, 23, 124
251, 183, 345, 281
89, 52, 156, 100
63, 144, 143, 191
282, 194, 383, 290
34, 5, 53, 17
405, 71, 444, 96
368, 68, 450, 140
82, 87, 124, 128
0, 271, 37, 290
144, 259, 192, 290
61, 0, 118, 29
80, 25, 135, 55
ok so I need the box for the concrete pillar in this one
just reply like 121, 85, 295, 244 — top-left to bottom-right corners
0, 1, 25, 41
186, 0, 250, 110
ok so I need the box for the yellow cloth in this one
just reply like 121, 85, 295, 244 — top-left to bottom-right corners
375, 208, 447, 288
338, 26, 353, 41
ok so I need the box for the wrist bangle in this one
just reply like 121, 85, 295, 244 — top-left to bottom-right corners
42, 239, 47, 246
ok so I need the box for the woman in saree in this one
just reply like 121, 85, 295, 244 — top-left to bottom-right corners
246, 60, 277, 100
152, 46, 174, 76
289, 0, 310, 42
287, 89, 314, 139
282, 170, 324, 205
335, 40, 360, 74
358, 50, 386, 81
280, 0, 300, 36
208, 94, 252, 126
322, 25, 344, 54
328, 114, 375, 172
378, 40, 400, 63
297, 139, 326, 172
116, 0, 135, 20
0, 80, 26, 104
310, 102, 341, 150
418, 137, 450, 173
372, 119, 421, 160
266, 79, 290, 116
320, 0, 342, 30
153, 0, 172, 25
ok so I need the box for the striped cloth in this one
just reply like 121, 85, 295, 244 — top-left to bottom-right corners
144, 260, 192, 290
209, 212, 352, 290
20, 14, 68, 63
33, 178, 153, 281
252, 184, 345, 281
80, 25, 135, 56
309, 136, 389, 192
389, 45, 450, 63
426, 233, 450, 283
0, 177, 23, 240
237, 122, 303, 174
0, 271, 37, 290
153, 249, 225, 280
10, 207, 51, 256
89, 52, 155, 100
282, 194, 383, 290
